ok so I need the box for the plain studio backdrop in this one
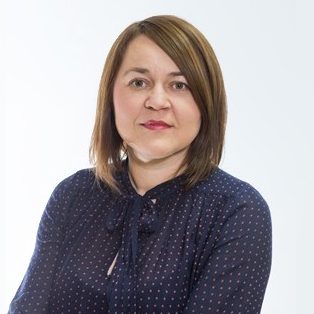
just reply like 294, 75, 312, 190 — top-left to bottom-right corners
2, 0, 313, 313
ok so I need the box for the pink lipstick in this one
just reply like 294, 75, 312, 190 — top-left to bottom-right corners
142, 120, 171, 130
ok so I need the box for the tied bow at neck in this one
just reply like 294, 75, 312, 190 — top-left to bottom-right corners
106, 194, 160, 269
103, 164, 184, 312
105, 194, 161, 313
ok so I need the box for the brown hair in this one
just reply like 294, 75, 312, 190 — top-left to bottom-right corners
89, 15, 227, 192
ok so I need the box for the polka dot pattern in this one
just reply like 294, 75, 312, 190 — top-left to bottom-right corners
8, 164, 272, 313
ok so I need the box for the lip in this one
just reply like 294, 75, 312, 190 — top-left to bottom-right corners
141, 120, 171, 130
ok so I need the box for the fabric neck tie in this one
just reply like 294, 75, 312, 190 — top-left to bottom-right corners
105, 194, 160, 313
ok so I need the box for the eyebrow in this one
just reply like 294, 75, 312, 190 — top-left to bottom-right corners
123, 67, 184, 77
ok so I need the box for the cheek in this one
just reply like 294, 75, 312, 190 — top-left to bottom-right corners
189, 100, 201, 126
113, 85, 131, 123
178, 103, 201, 131
113, 85, 143, 132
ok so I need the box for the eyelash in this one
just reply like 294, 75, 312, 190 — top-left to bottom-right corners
129, 79, 148, 88
171, 81, 189, 90
128, 79, 189, 91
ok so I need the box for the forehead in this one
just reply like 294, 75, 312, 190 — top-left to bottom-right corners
118, 35, 180, 72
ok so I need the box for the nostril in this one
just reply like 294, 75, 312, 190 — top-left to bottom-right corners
144, 95, 170, 110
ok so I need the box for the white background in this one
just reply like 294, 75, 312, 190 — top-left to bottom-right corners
2, 0, 313, 313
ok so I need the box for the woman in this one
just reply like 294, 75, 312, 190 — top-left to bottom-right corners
9, 15, 272, 313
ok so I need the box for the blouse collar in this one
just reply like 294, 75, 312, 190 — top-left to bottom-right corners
116, 159, 186, 201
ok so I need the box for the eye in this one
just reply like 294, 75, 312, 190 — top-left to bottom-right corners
172, 81, 189, 90
129, 79, 147, 89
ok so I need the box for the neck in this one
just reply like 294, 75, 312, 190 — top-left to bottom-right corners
127, 151, 186, 196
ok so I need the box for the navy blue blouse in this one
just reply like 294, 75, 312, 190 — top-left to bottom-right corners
9, 164, 272, 313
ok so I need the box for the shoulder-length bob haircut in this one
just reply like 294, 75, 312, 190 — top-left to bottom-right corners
89, 15, 227, 192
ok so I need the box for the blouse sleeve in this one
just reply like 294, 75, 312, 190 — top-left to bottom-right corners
183, 184, 272, 314
8, 171, 84, 313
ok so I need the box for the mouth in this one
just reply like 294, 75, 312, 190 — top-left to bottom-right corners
141, 120, 172, 130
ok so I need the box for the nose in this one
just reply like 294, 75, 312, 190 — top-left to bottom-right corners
144, 85, 170, 110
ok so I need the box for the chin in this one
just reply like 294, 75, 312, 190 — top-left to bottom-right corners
135, 152, 172, 163
131, 146, 186, 164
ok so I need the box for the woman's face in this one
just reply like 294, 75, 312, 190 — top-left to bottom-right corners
113, 35, 201, 164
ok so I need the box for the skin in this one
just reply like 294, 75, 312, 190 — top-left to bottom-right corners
113, 35, 201, 195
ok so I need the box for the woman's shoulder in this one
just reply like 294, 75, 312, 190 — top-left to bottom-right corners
44, 168, 112, 228
53, 168, 97, 193
195, 168, 271, 240
50, 168, 112, 206
199, 167, 269, 208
